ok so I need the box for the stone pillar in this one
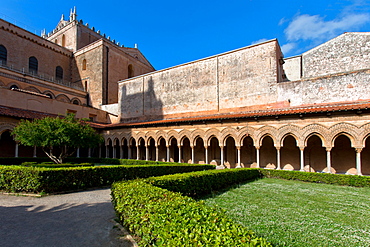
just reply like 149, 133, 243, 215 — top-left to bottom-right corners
191, 146, 194, 164
77, 148, 80, 158
155, 146, 159, 161
136, 145, 140, 160
205, 146, 209, 164
220, 146, 224, 166
112, 146, 116, 159
98, 144, 102, 158
276, 147, 281, 170
128, 146, 131, 159
15, 143, 19, 158
300, 147, 305, 171
178, 145, 182, 163
120, 146, 123, 159
356, 148, 363, 176
236, 146, 241, 168
166, 145, 170, 162
88, 148, 91, 158
256, 147, 260, 168
326, 147, 332, 173
106, 146, 109, 158
33, 146, 37, 158
145, 145, 149, 161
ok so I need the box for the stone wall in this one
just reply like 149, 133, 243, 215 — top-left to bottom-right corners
278, 69, 370, 107
119, 40, 283, 122
302, 32, 370, 78
0, 19, 72, 82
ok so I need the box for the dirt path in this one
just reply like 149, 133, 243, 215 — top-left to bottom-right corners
0, 189, 135, 247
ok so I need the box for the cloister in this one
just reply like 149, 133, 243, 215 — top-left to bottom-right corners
2, 120, 370, 176
101, 122, 370, 176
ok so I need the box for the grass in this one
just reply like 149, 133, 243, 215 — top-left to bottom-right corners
203, 178, 370, 247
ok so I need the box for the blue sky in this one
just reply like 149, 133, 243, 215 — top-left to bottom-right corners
1, 0, 370, 70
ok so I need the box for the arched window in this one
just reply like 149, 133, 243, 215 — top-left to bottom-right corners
0, 45, 7, 65
10, 85, 19, 90
54, 39, 58, 44
72, 99, 80, 105
55, 66, 63, 80
29, 56, 38, 74
128, 64, 134, 78
45, 93, 53, 99
62, 34, 66, 47
82, 59, 87, 70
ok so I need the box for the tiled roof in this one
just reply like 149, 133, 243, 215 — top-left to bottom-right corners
0, 105, 59, 119
98, 100, 370, 129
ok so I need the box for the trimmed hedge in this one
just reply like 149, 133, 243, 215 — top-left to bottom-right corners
260, 169, 370, 187
0, 164, 214, 193
0, 157, 195, 166
146, 168, 261, 198
111, 180, 271, 246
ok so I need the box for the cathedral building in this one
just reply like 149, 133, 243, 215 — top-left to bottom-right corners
1, 9, 370, 175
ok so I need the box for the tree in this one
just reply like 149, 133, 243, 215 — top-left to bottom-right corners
12, 114, 104, 164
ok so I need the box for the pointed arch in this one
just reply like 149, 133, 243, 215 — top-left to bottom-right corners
329, 123, 360, 147
204, 129, 221, 146
255, 126, 278, 147
190, 129, 205, 147
277, 125, 303, 147
220, 128, 238, 146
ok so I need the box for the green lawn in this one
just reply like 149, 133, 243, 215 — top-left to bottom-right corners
203, 178, 370, 246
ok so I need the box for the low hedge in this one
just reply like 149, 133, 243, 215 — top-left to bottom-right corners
260, 169, 370, 187
0, 164, 214, 193
0, 157, 193, 166
111, 180, 271, 246
146, 168, 261, 198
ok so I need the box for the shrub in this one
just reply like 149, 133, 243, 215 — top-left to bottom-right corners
146, 168, 261, 198
260, 169, 370, 187
0, 164, 214, 193
111, 180, 271, 246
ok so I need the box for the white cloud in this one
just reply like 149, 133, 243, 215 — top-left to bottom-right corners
251, 38, 268, 45
285, 13, 370, 42
281, 43, 296, 55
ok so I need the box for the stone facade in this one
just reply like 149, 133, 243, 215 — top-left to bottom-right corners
2, 10, 370, 176
100, 32, 370, 176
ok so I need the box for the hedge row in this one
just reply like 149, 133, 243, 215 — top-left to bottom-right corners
111, 180, 271, 246
260, 169, 370, 187
145, 168, 261, 198
0, 164, 214, 193
0, 157, 181, 166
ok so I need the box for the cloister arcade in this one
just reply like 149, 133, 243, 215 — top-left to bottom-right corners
102, 122, 370, 176
2, 121, 370, 176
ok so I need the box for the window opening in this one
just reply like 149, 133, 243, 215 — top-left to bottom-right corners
29, 56, 38, 74
56, 66, 63, 80
0, 45, 7, 66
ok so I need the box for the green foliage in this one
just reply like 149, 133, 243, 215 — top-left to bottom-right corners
20, 162, 94, 168
0, 166, 43, 192
12, 114, 103, 164
146, 168, 261, 198
0, 157, 50, 165
111, 180, 272, 246
259, 169, 370, 187
0, 163, 214, 193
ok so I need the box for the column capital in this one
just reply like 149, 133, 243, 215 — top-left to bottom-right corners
299, 146, 306, 151
255, 145, 260, 150
236, 145, 241, 150
325, 147, 332, 152
355, 147, 363, 153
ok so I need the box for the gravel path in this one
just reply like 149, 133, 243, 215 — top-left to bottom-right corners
0, 189, 136, 247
